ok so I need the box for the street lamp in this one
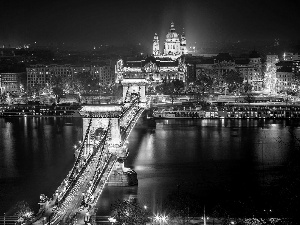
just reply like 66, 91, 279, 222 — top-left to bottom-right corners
202, 206, 209, 225
153, 213, 168, 224
108, 217, 117, 224
42, 217, 46, 225
84, 212, 90, 224
3, 213, 5, 225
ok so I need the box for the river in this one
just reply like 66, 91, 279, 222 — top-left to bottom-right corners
0, 116, 300, 217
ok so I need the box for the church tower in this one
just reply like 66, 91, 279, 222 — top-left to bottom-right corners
180, 28, 187, 54
153, 33, 160, 56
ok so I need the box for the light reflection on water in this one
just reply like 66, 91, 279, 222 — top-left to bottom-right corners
0, 117, 299, 216
1, 121, 17, 178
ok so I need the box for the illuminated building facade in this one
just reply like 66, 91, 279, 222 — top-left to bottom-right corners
153, 33, 160, 56
26, 64, 116, 90
283, 52, 300, 61
235, 51, 264, 91
0, 72, 26, 94
275, 70, 295, 92
116, 56, 187, 84
187, 51, 264, 92
275, 60, 300, 92
264, 55, 279, 94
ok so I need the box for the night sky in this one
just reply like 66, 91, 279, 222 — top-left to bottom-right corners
1, 0, 300, 49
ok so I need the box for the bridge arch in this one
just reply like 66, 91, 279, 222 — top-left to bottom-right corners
121, 78, 147, 103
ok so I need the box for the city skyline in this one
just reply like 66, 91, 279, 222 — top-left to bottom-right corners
1, 1, 300, 222
1, 0, 300, 50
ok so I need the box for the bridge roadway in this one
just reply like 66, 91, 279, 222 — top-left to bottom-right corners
31, 99, 145, 225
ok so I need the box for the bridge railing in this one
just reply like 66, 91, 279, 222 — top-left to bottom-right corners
56, 124, 110, 208
69, 118, 93, 179
48, 117, 93, 207
121, 108, 145, 143
87, 154, 118, 206
39, 123, 112, 225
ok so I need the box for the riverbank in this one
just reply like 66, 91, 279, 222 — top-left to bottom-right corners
151, 102, 300, 119
0, 104, 81, 117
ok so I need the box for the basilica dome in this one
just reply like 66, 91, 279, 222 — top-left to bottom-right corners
166, 32, 179, 39
166, 22, 179, 40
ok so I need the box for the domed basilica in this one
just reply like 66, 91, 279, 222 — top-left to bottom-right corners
153, 22, 187, 60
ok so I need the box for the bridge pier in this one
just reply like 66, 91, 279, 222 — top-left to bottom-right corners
107, 144, 138, 186
107, 160, 138, 186
79, 105, 138, 187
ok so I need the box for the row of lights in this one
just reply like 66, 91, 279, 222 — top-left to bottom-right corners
91, 156, 117, 206
54, 141, 104, 222
83, 130, 114, 207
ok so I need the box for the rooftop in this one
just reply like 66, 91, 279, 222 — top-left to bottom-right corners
277, 67, 293, 72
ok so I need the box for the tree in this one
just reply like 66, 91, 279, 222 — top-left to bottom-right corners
244, 93, 255, 103
28, 82, 47, 97
172, 79, 184, 93
155, 79, 184, 95
0, 93, 7, 103
222, 70, 244, 94
49, 74, 70, 97
222, 70, 243, 85
163, 189, 202, 224
146, 85, 156, 95
12, 201, 34, 225
243, 82, 253, 94
52, 86, 64, 98
211, 204, 230, 224
194, 75, 214, 95
50, 72, 100, 96
112, 83, 123, 102
155, 80, 175, 105
111, 199, 149, 225
75, 72, 94, 94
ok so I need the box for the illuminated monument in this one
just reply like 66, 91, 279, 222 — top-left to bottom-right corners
115, 56, 187, 84
153, 22, 187, 60
115, 22, 188, 85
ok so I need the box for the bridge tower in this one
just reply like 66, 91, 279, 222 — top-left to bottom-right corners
79, 105, 138, 186
121, 78, 148, 106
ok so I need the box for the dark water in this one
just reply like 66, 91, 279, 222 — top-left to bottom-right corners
1, 117, 300, 216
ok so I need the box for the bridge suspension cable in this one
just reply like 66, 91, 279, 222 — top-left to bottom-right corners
32, 94, 148, 225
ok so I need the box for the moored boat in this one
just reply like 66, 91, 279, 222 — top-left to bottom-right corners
0, 104, 82, 117
152, 103, 300, 119
153, 108, 205, 119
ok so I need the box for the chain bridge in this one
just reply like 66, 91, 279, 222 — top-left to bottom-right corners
31, 78, 149, 225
